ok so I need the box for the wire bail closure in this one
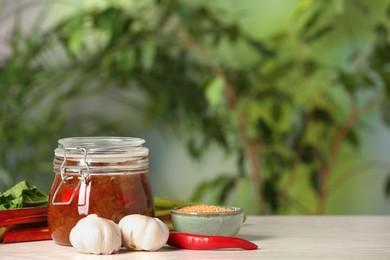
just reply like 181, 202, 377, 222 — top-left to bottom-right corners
52, 147, 90, 205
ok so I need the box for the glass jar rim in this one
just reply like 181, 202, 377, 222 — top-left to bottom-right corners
55, 136, 148, 157
58, 136, 145, 148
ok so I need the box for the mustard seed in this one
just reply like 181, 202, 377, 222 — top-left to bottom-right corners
177, 205, 233, 214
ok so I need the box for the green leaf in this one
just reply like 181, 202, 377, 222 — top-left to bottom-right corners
190, 181, 210, 202
387, 4, 390, 19
334, 0, 345, 15
305, 23, 333, 42
207, 175, 236, 204
262, 178, 279, 213
257, 119, 273, 145
345, 129, 360, 148
0, 181, 48, 210
265, 150, 292, 171
271, 103, 283, 121
351, 0, 369, 14
226, 24, 240, 42
237, 149, 246, 177
117, 48, 135, 73
302, 59, 318, 76
301, 144, 316, 164
245, 37, 276, 58
337, 70, 356, 94
300, 8, 322, 35
381, 99, 390, 127
310, 170, 321, 194
229, 177, 259, 214
93, 7, 122, 31
186, 138, 203, 160
295, 0, 314, 12
371, 25, 390, 68
55, 14, 86, 58
212, 175, 236, 203
68, 29, 82, 55
205, 76, 225, 108
312, 107, 333, 124
190, 175, 237, 205
141, 40, 156, 71
385, 174, 390, 198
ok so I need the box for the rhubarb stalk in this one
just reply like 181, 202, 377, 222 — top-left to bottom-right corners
3, 226, 51, 243
0, 207, 47, 226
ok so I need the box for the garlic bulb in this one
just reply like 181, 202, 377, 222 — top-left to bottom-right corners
69, 214, 122, 255
118, 214, 169, 251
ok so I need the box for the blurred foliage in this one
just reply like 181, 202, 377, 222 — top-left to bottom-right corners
1, 0, 390, 214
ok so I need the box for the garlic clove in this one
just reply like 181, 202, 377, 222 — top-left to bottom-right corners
69, 214, 122, 255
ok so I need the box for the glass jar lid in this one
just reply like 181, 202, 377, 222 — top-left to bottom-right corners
52, 137, 149, 205
54, 136, 149, 178
55, 137, 148, 157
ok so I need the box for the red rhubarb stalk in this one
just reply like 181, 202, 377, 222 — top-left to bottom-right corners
3, 226, 51, 243
167, 232, 258, 250
0, 207, 47, 226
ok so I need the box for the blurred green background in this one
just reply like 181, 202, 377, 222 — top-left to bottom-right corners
0, 0, 389, 215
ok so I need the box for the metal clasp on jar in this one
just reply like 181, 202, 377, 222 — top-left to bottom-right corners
51, 148, 90, 205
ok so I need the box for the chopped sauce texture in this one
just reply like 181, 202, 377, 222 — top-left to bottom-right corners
48, 164, 153, 245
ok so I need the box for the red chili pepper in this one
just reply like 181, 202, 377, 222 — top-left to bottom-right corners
167, 232, 258, 250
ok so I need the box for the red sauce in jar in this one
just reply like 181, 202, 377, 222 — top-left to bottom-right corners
47, 137, 154, 246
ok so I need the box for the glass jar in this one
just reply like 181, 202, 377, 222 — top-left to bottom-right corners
48, 137, 154, 246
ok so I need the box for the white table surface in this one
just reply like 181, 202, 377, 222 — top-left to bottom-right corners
1, 216, 389, 259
